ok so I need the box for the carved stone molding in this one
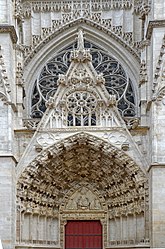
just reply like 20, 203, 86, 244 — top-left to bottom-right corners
16, 63, 24, 87
23, 18, 140, 66
134, 0, 151, 17
148, 162, 165, 172
0, 47, 11, 103
146, 20, 165, 40
152, 35, 165, 101
23, 118, 40, 129
17, 132, 148, 214
16, 0, 134, 21
139, 60, 148, 85
0, 25, 18, 44
102, 131, 129, 150
17, 132, 149, 246
36, 132, 60, 149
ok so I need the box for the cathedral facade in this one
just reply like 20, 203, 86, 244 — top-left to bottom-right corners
0, 0, 165, 248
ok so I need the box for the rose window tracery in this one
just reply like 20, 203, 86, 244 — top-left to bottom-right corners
31, 41, 136, 118
66, 91, 97, 126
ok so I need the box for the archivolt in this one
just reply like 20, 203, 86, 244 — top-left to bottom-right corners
24, 19, 140, 117
17, 132, 148, 218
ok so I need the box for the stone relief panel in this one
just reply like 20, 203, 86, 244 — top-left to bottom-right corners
108, 213, 149, 246
16, 207, 59, 245
103, 131, 129, 150
0, 48, 11, 102
65, 187, 102, 211
36, 133, 57, 148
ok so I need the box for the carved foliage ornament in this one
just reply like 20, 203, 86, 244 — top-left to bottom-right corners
152, 35, 165, 101
134, 0, 151, 16
0, 48, 11, 103
17, 133, 148, 220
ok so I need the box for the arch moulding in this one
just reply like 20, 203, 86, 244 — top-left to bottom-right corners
16, 132, 149, 247
23, 19, 140, 117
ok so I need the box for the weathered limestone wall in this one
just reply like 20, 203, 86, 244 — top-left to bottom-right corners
0, 0, 13, 24
150, 166, 165, 248
153, 0, 165, 20
0, 100, 16, 249
150, 100, 165, 248
149, 0, 165, 247
0, 0, 17, 247
0, 157, 16, 249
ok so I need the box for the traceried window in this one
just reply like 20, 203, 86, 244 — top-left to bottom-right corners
67, 91, 97, 126
31, 41, 136, 118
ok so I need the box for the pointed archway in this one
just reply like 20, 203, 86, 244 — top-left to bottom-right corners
16, 30, 149, 248
16, 132, 149, 247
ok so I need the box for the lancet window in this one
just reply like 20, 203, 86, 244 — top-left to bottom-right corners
31, 41, 136, 119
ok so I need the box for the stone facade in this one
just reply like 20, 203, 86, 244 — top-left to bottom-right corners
0, 0, 165, 249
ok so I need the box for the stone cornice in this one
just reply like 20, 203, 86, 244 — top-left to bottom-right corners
148, 163, 165, 172
0, 154, 18, 163
0, 25, 18, 44
146, 20, 165, 40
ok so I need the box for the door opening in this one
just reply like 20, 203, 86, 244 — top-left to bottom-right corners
65, 220, 102, 249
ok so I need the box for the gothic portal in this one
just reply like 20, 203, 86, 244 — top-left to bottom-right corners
0, 1, 165, 249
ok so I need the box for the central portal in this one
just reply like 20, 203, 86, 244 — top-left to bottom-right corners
65, 220, 102, 249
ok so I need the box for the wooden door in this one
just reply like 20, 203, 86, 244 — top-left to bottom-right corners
65, 220, 102, 249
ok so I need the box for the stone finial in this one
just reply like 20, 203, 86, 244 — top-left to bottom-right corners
70, 30, 91, 62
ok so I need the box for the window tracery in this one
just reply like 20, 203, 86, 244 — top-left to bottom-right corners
66, 91, 97, 126
31, 41, 136, 119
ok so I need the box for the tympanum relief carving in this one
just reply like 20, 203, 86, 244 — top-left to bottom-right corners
65, 187, 102, 211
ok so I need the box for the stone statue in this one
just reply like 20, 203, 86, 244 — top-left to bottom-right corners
77, 29, 85, 51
